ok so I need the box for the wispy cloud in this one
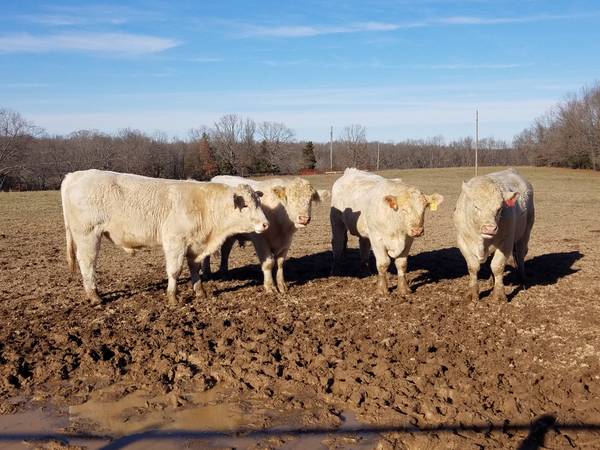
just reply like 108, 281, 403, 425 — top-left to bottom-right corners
239, 21, 414, 38
0, 32, 180, 55
18, 14, 127, 26
436, 12, 591, 25
239, 12, 596, 38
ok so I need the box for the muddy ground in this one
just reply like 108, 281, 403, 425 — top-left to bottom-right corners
1, 166, 599, 449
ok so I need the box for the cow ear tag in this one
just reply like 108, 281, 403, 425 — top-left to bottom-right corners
430, 203, 438, 211
504, 197, 517, 207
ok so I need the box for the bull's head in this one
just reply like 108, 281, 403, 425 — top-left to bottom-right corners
461, 181, 518, 239
384, 189, 444, 238
232, 184, 269, 234
271, 178, 329, 228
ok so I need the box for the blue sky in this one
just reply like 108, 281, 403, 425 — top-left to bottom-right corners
1, 0, 599, 143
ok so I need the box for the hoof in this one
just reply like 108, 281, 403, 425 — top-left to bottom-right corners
377, 284, 390, 297
87, 291, 102, 307
215, 269, 229, 280
396, 279, 411, 297
264, 285, 277, 295
491, 287, 508, 302
396, 287, 411, 297
464, 286, 479, 302
193, 282, 209, 299
166, 292, 178, 307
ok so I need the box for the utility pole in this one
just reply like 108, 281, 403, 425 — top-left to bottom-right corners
475, 109, 479, 176
376, 141, 380, 171
329, 126, 333, 171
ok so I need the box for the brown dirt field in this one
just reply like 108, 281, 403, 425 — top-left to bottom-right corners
1, 166, 599, 449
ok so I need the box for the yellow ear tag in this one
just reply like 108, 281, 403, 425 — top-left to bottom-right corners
430, 203, 438, 211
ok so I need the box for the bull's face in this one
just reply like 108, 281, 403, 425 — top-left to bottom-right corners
384, 189, 444, 238
461, 181, 518, 239
272, 178, 324, 228
233, 184, 269, 234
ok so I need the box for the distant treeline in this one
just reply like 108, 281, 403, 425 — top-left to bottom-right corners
514, 82, 600, 170
1, 82, 598, 191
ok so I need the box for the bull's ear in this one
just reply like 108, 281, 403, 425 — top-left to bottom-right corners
233, 194, 246, 210
461, 181, 470, 192
272, 185, 286, 201
313, 189, 330, 203
255, 190, 264, 198
384, 195, 398, 211
503, 191, 519, 207
426, 193, 444, 211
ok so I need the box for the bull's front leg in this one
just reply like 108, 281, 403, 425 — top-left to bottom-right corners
394, 237, 413, 297
458, 237, 480, 302
163, 240, 186, 306
74, 231, 102, 306
372, 243, 391, 297
275, 248, 289, 293
394, 257, 410, 296
254, 237, 276, 294
490, 248, 509, 302
261, 255, 276, 293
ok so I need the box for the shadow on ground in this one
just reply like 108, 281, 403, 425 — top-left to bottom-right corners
0, 414, 596, 450
99, 249, 583, 300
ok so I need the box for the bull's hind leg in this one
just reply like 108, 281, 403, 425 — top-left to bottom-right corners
201, 256, 211, 278
187, 253, 208, 299
218, 236, 236, 276
513, 240, 528, 285
359, 237, 371, 274
514, 220, 533, 286
74, 231, 102, 305
163, 241, 186, 306
330, 208, 347, 275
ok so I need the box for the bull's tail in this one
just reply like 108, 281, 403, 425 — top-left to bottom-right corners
65, 226, 76, 273
61, 175, 77, 273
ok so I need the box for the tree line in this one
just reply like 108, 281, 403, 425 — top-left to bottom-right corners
0, 111, 522, 191
513, 82, 600, 170
2, 82, 598, 190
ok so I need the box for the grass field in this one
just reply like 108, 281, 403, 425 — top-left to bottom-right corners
1, 166, 599, 449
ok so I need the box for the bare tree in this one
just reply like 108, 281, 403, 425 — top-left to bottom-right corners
211, 114, 255, 174
0, 109, 40, 188
256, 121, 295, 173
514, 82, 600, 170
340, 124, 367, 168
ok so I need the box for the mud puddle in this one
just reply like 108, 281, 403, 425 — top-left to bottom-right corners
0, 407, 109, 449
0, 386, 382, 449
